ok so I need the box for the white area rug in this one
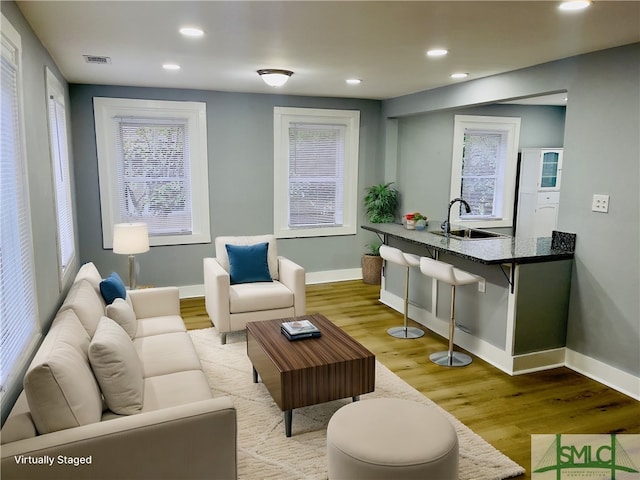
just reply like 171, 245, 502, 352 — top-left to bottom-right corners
189, 328, 525, 480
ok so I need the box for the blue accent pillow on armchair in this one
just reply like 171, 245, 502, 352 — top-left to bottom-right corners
100, 272, 127, 305
225, 242, 273, 285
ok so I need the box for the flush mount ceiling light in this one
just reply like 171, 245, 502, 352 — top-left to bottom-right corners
451, 72, 468, 79
346, 78, 362, 85
257, 69, 293, 87
559, 0, 591, 11
162, 63, 181, 70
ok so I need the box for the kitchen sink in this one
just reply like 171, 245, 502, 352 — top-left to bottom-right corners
431, 228, 507, 240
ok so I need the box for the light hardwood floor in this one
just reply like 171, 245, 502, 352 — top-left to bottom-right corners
181, 280, 640, 478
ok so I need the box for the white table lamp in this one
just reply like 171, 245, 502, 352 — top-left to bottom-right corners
113, 223, 149, 289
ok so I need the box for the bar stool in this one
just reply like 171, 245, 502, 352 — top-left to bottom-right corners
419, 256, 484, 366
379, 245, 425, 339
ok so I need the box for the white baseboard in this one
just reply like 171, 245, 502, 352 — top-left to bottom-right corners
565, 349, 640, 401
305, 268, 362, 285
179, 284, 205, 298
179, 268, 363, 299
381, 288, 639, 400
380, 289, 516, 374
511, 348, 566, 375
181, 274, 639, 401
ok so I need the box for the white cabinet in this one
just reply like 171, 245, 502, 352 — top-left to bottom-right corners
532, 199, 559, 237
516, 149, 563, 237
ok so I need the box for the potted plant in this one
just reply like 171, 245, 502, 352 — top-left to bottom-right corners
414, 213, 428, 230
362, 242, 383, 285
364, 182, 399, 223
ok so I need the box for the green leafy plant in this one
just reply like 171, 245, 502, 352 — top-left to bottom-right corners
405, 212, 427, 222
364, 182, 399, 223
365, 242, 381, 256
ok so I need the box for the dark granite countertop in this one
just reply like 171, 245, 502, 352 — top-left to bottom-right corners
362, 222, 575, 265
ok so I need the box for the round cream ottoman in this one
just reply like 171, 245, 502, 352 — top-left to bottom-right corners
327, 398, 458, 479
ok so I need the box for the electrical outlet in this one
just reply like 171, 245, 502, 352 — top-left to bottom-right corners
592, 194, 610, 213
478, 278, 486, 293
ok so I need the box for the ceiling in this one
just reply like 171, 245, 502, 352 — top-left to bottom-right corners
16, 1, 640, 101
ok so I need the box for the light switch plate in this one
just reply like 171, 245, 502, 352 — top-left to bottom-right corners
592, 194, 610, 213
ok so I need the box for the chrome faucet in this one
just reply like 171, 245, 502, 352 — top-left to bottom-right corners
441, 198, 471, 235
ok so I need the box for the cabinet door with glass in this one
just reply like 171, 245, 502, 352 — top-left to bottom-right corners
538, 149, 563, 190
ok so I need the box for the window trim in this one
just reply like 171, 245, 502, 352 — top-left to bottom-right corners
94, 97, 211, 247
273, 107, 360, 239
45, 67, 77, 287
449, 115, 521, 228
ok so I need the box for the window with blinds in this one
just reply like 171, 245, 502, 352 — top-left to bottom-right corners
274, 107, 360, 238
450, 115, 521, 228
94, 98, 210, 247
288, 123, 346, 228
115, 117, 191, 236
46, 68, 76, 284
1, 15, 40, 398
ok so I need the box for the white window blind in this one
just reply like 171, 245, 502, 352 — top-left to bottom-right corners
274, 107, 360, 239
1, 15, 39, 396
288, 123, 346, 228
46, 68, 76, 283
94, 98, 210, 248
115, 117, 192, 236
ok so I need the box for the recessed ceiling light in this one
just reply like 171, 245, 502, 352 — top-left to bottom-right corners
558, 1, 591, 11
162, 63, 181, 71
451, 73, 468, 79
179, 27, 204, 37
427, 49, 448, 57
346, 79, 362, 85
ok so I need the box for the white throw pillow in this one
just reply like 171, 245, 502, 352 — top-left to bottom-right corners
89, 317, 143, 415
106, 297, 137, 339
24, 311, 102, 434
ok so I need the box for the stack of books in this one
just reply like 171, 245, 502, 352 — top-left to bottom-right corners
281, 319, 321, 341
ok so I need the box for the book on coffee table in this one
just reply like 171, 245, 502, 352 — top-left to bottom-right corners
282, 319, 320, 335
281, 319, 321, 341
281, 326, 322, 341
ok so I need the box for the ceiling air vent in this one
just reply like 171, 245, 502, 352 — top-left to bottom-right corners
83, 55, 111, 65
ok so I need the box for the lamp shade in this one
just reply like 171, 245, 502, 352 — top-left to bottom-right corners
113, 223, 150, 254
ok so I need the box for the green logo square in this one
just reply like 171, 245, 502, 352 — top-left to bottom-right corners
532, 434, 640, 479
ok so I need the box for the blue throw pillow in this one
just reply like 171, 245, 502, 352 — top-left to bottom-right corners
225, 242, 273, 285
100, 272, 127, 305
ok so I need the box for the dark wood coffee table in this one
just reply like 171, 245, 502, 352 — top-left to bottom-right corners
246, 313, 375, 437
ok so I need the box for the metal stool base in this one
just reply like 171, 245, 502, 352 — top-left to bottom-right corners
387, 326, 425, 339
429, 351, 472, 367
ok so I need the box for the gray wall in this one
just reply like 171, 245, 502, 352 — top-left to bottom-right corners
69, 85, 384, 287
384, 43, 640, 377
395, 103, 566, 222
0, 1, 78, 422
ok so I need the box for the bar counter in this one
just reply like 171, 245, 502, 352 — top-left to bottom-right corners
362, 222, 575, 265
361, 222, 575, 375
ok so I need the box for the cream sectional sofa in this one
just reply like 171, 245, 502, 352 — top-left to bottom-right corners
1, 262, 237, 480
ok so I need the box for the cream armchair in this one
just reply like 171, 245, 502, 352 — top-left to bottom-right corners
203, 234, 306, 344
